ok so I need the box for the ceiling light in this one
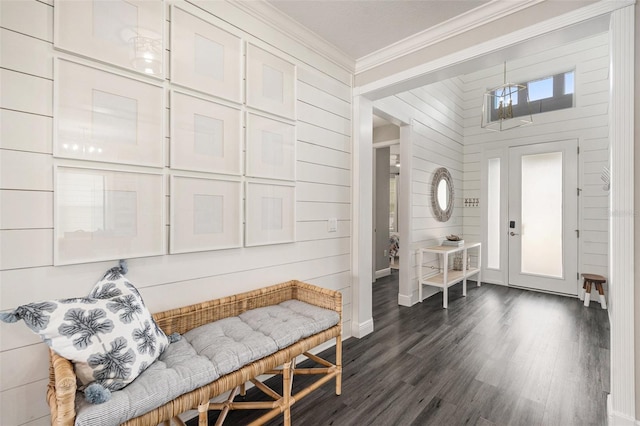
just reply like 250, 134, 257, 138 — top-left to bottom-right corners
481, 62, 533, 131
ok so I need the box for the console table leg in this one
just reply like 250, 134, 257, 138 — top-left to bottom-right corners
443, 286, 448, 309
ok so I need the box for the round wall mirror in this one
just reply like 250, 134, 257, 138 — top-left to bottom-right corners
431, 167, 454, 222
437, 179, 448, 210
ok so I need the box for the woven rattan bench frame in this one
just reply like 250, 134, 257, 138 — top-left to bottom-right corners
47, 280, 342, 426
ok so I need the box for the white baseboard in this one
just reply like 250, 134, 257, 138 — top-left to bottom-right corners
375, 268, 391, 279
607, 395, 638, 426
611, 413, 638, 426
608, 394, 614, 425
353, 318, 374, 338
398, 292, 414, 307
398, 287, 443, 307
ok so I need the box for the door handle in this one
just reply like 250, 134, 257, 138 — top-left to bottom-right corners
510, 231, 519, 236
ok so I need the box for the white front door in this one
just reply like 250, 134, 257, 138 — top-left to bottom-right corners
507, 140, 578, 295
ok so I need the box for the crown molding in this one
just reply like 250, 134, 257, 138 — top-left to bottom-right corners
228, 0, 355, 73
354, 0, 544, 74
355, 0, 635, 98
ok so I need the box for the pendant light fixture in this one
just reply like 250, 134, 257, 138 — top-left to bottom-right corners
481, 62, 533, 131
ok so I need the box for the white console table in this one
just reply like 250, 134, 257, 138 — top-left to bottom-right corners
418, 242, 482, 308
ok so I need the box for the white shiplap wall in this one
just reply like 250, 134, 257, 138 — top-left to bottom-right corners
0, 1, 352, 425
374, 78, 465, 304
461, 32, 610, 288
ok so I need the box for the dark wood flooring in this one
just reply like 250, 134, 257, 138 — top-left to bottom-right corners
188, 271, 610, 425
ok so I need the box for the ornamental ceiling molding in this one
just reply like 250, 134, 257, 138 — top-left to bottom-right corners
354, 0, 544, 74
225, 0, 355, 73
354, 0, 635, 98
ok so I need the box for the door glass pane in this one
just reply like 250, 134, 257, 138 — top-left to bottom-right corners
487, 158, 500, 269
521, 152, 563, 278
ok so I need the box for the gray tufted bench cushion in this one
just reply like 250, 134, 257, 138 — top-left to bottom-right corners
73, 300, 340, 426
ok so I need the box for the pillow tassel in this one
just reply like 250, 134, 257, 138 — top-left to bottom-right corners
119, 259, 128, 275
0, 310, 19, 323
84, 383, 111, 404
5, 264, 169, 400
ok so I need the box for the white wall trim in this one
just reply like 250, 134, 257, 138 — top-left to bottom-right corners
397, 124, 414, 310
354, 318, 375, 338
355, 0, 543, 74
227, 0, 355, 73
606, 394, 638, 426
609, 393, 614, 425
351, 96, 374, 338
397, 293, 413, 307
372, 139, 400, 149
479, 147, 508, 286
609, 413, 638, 426
609, 4, 636, 421
375, 268, 391, 279
608, 408, 637, 426
354, 0, 635, 99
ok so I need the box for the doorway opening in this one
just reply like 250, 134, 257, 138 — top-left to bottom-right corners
508, 141, 578, 294
372, 115, 400, 280
483, 140, 579, 295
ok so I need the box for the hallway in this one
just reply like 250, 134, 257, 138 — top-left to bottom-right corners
193, 272, 610, 425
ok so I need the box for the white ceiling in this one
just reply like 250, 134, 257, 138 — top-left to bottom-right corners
267, 0, 491, 60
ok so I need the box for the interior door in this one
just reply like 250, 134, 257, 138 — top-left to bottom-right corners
508, 140, 578, 295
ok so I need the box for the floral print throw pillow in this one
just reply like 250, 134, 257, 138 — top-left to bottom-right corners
1, 265, 169, 394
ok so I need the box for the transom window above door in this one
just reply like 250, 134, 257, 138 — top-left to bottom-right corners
488, 70, 575, 122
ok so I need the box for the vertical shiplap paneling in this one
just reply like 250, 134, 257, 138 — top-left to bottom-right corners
460, 32, 610, 287
0, 1, 352, 424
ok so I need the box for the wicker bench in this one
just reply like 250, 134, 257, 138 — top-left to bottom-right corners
47, 280, 342, 426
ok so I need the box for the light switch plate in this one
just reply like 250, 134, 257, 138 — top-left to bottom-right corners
328, 218, 338, 232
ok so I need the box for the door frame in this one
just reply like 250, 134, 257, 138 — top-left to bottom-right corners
480, 139, 581, 293
372, 139, 400, 281
506, 140, 579, 295
480, 148, 508, 285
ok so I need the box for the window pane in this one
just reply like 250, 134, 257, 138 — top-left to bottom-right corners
489, 72, 573, 124
487, 158, 500, 269
521, 152, 563, 278
564, 71, 575, 95
528, 77, 553, 101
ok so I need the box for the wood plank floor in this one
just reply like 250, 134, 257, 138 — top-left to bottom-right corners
188, 271, 610, 425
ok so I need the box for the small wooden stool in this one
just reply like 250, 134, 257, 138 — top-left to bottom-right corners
582, 273, 607, 309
